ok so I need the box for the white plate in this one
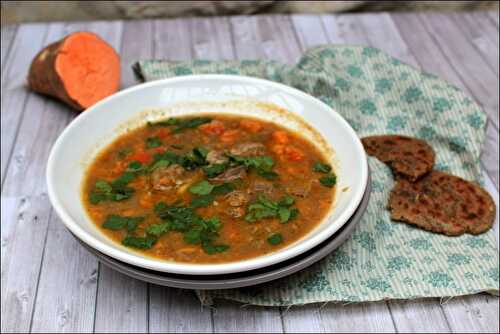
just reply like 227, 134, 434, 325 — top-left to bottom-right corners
46, 75, 368, 275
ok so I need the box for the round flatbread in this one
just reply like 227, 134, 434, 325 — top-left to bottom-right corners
362, 135, 435, 181
388, 171, 496, 236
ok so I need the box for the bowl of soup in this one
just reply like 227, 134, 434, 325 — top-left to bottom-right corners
46, 75, 368, 275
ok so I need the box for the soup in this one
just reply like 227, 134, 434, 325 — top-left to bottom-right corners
82, 114, 336, 263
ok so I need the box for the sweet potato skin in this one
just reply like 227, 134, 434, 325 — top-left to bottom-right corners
27, 32, 120, 111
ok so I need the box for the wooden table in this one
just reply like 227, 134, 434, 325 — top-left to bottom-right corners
1, 12, 499, 333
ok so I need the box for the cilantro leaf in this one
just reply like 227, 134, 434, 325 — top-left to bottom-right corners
190, 194, 215, 208
212, 182, 235, 195
146, 223, 170, 236
146, 136, 162, 149
245, 194, 299, 223
267, 233, 283, 245
202, 242, 229, 254
102, 215, 144, 231
319, 173, 337, 187
172, 117, 212, 133
149, 118, 179, 126
122, 235, 158, 249
189, 180, 215, 195
313, 162, 332, 173
203, 163, 228, 178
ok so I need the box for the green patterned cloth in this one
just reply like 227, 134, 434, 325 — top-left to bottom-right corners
134, 45, 499, 306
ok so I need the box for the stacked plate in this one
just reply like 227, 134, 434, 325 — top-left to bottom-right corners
47, 75, 370, 289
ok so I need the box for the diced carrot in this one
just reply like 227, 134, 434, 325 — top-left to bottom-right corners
153, 147, 165, 154
199, 120, 225, 135
285, 146, 305, 161
156, 128, 169, 139
139, 194, 154, 209
271, 130, 289, 144
220, 129, 240, 143
270, 144, 285, 155
239, 119, 263, 133
128, 151, 152, 164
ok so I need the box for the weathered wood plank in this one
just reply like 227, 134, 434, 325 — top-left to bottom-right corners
392, 12, 499, 189
0, 24, 48, 184
213, 301, 283, 333
1, 25, 17, 69
154, 18, 192, 60
191, 16, 234, 60
30, 222, 99, 333
487, 10, 499, 27
94, 267, 149, 333
0, 22, 69, 333
120, 20, 153, 88
29, 20, 124, 334
319, 302, 397, 333
281, 305, 323, 333
452, 12, 498, 76
149, 287, 213, 333
418, 12, 499, 130
290, 15, 330, 48
387, 299, 450, 332
441, 294, 500, 333
230, 15, 300, 64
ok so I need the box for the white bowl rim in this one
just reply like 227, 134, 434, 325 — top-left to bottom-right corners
46, 74, 368, 275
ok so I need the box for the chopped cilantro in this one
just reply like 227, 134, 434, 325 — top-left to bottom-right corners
189, 180, 215, 195
190, 194, 215, 208
267, 233, 283, 245
152, 202, 228, 254
146, 136, 162, 149
102, 215, 144, 232
122, 235, 158, 249
230, 155, 279, 180
146, 222, 170, 236
172, 117, 212, 133
313, 162, 332, 173
245, 194, 299, 223
203, 163, 228, 178
319, 173, 337, 187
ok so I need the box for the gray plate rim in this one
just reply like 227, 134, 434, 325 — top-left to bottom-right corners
76, 170, 371, 290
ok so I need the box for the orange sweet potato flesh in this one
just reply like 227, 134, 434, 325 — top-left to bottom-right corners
28, 31, 120, 111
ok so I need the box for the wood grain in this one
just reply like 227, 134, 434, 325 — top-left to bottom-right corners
149, 287, 213, 333
213, 301, 283, 333
0, 24, 48, 184
392, 12, 499, 189
1, 25, 17, 70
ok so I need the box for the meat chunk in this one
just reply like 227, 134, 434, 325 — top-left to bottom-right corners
225, 207, 245, 218
229, 142, 266, 157
225, 191, 249, 207
150, 165, 187, 191
210, 165, 247, 183
206, 150, 229, 164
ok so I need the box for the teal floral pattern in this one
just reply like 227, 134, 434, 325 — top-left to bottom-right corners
136, 45, 498, 306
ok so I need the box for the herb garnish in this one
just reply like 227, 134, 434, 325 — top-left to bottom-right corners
189, 181, 236, 208
245, 194, 299, 223
313, 162, 332, 173
122, 235, 158, 249
230, 155, 279, 180
102, 215, 144, 232
267, 233, 283, 245
153, 202, 229, 254
146, 136, 162, 149
89, 160, 145, 204
319, 173, 337, 187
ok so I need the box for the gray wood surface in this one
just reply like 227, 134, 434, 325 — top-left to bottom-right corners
1, 12, 498, 333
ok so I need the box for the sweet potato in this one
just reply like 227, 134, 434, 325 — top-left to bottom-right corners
27, 31, 120, 111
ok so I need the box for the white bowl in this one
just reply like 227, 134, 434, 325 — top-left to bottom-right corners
47, 74, 368, 275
